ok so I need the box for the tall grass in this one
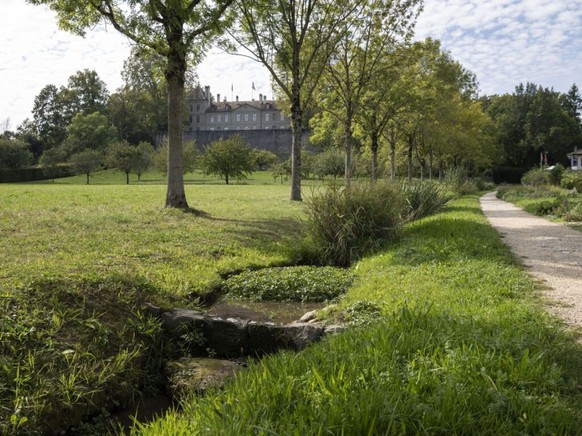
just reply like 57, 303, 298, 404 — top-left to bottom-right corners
133, 196, 582, 435
303, 183, 403, 267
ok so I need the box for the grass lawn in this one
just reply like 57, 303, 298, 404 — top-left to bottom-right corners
0, 175, 309, 434
134, 195, 582, 435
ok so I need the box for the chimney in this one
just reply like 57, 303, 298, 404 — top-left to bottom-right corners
204, 86, 210, 102
217, 94, 221, 104
223, 97, 227, 102
236, 95, 239, 102
259, 93, 263, 103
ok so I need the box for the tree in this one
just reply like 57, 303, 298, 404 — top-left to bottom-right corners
253, 149, 278, 171
315, 0, 421, 188
153, 140, 198, 175
69, 150, 103, 184
32, 84, 69, 148
200, 135, 255, 184
133, 142, 155, 181
39, 147, 68, 181
313, 147, 344, 179
28, 0, 235, 209
64, 112, 118, 154
106, 141, 138, 184
229, 0, 359, 200
0, 138, 34, 169
66, 69, 109, 115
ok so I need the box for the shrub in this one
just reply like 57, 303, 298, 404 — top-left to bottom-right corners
443, 167, 478, 195
521, 168, 551, 186
223, 266, 355, 302
549, 163, 564, 185
398, 181, 452, 222
304, 183, 403, 267
561, 170, 582, 192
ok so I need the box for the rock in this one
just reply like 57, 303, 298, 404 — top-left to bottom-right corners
167, 357, 244, 400
247, 322, 324, 354
204, 317, 248, 357
324, 324, 347, 335
297, 310, 318, 323
161, 309, 206, 337
143, 302, 162, 317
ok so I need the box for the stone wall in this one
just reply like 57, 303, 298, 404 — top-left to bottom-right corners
154, 129, 317, 158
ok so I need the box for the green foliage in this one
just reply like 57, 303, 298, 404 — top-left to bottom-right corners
64, 111, 117, 154
443, 167, 478, 194
0, 276, 165, 435
200, 135, 255, 184
153, 140, 198, 176
561, 170, 582, 191
223, 266, 355, 302
136, 196, 582, 435
398, 181, 452, 221
521, 167, 551, 186
69, 150, 104, 184
312, 148, 344, 179
253, 149, 278, 171
498, 185, 582, 222
0, 138, 33, 169
304, 182, 403, 267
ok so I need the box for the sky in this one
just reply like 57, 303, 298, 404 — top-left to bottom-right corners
1, 0, 581, 130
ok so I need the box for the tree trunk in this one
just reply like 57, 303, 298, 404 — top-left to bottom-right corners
389, 127, 397, 182
225, 173, 229, 185
86, 173, 90, 185
290, 78, 302, 202
344, 115, 353, 189
407, 134, 414, 182
126, 171, 130, 185
164, 52, 189, 209
429, 145, 433, 181
371, 131, 379, 182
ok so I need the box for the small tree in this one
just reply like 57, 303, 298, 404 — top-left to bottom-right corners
313, 148, 344, 180
70, 150, 103, 184
133, 142, 154, 181
154, 140, 198, 176
253, 149, 278, 171
106, 140, 136, 184
201, 135, 255, 184
39, 147, 68, 182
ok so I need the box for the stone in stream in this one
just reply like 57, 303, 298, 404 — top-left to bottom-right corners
167, 357, 245, 400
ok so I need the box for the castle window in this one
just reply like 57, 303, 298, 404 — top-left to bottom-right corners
252, 113, 257, 122
225, 114, 229, 122
574, 157, 578, 167
265, 113, 270, 122
196, 115, 200, 123
236, 114, 241, 122
244, 114, 249, 121
210, 115, 214, 123
273, 113, 278, 121
218, 114, 222, 122
196, 104, 200, 111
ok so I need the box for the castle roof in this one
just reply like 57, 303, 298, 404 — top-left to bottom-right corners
567, 149, 582, 157
209, 100, 280, 112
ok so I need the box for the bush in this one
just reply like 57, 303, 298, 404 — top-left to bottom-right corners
223, 266, 355, 302
561, 170, 582, 192
398, 181, 452, 222
549, 163, 564, 185
443, 167, 478, 195
521, 168, 551, 186
304, 183, 403, 267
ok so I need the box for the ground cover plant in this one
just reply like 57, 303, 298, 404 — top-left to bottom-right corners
222, 266, 354, 302
134, 196, 582, 435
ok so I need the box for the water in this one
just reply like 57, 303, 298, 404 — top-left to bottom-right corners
208, 299, 326, 324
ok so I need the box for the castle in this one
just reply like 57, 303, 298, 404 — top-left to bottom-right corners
186, 85, 289, 132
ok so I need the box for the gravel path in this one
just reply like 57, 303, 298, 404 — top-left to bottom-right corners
480, 192, 582, 330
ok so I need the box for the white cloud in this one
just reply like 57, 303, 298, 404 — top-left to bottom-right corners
1, 0, 581, 129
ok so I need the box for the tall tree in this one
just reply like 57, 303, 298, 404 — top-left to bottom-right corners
315, 0, 421, 187
67, 69, 110, 115
229, 0, 359, 201
29, 0, 235, 208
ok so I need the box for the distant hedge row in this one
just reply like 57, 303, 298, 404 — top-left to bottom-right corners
0, 166, 73, 183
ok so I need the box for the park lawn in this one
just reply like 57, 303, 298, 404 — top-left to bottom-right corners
135, 195, 582, 435
0, 180, 307, 434
0, 181, 306, 298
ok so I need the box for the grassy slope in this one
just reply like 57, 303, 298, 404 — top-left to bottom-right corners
135, 195, 582, 435
0, 178, 305, 434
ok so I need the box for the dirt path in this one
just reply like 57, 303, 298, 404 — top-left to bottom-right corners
480, 192, 582, 330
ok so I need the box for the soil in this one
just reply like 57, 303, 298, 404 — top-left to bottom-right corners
480, 192, 582, 334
